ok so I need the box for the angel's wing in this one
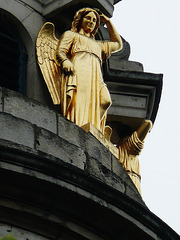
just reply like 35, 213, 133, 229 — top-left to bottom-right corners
36, 22, 61, 104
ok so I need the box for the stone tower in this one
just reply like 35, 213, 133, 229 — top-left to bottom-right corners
0, 1, 179, 239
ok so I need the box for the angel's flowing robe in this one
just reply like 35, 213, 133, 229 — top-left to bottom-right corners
55, 31, 121, 133
118, 131, 144, 194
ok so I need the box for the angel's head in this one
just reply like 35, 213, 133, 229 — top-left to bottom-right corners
71, 8, 100, 38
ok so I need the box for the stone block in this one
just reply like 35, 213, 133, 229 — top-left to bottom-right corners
108, 104, 146, 119
0, 223, 11, 238
36, 128, 86, 170
111, 155, 129, 180
0, 0, 33, 23
82, 122, 119, 159
125, 183, 143, 204
27, 60, 56, 108
4, 89, 57, 134
81, 132, 112, 170
86, 156, 125, 193
0, 112, 34, 148
58, 117, 113, 170
58, 117, 115, 170
112, 154, 122, 176
58, 114, 83, 148
108, 93, 147, 119
109, 58, 143, 72
22, 11, 44, 41
112, 155, 143, 198
111, 94, 146, 109
19, 0, 43, 13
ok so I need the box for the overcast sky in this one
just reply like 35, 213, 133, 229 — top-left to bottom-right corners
112, 0, 180, 235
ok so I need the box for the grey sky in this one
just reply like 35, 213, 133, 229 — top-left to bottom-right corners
112, 0, 180, 235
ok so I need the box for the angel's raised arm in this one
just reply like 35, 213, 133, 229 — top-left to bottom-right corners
100, 13, 123, 53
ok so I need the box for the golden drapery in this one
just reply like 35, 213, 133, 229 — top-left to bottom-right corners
119, 131, 144, 194
55, 30, 120, 133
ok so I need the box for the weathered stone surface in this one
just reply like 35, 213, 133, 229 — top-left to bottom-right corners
12, 225, 49, 240
105, 71, 163, 126
0, 87, 143, 197
58, 116, 112, 170
19, 0, 43, 13
82, 122, 119, 159
0, 138, 141, 206
31, 63, 55, 107
4, 89, 57, 134
112, 93, 146, 109
82, 132, 112, 170
109, 105, 146, 119
22, 10, 44, 40
58, 114, 84, 148
0, 223, 11, 238
111, 155, 139, 192
0, 113, 34, 148
112, 154, 123, 176
0, 223, 48, 240
0, 141, 177, 239
108, 93, 147, 119
109, 58, 143, 72
36, 127, 86, 170
0, 0, 33, 23
0, 87, 2, 111
125, 183, 144, 205
85, 156, 125, 193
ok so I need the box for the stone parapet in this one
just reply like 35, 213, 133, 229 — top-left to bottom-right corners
0, 88, 179, 239
3, 88, 57, 134
0, 87, 141, 201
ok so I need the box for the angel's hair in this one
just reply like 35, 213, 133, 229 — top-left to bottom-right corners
71, 8, 100, 39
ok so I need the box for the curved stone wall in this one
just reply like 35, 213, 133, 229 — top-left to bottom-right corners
0, 87, 179, 240
0, 87, 141, 199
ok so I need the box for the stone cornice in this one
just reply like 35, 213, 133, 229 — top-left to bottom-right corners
0, 141, 179, 239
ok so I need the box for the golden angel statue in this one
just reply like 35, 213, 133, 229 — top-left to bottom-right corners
36, 7, 123, 134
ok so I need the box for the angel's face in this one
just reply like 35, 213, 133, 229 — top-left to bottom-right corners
81, 12, 97, 34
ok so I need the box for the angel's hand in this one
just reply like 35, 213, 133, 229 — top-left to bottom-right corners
99, 13, 110, 24
62, 60, 74, 75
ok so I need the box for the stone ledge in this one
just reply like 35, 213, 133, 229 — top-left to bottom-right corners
36, 127, 86, 170
0, 112, 34, 149
58, 115, 115, 171
0, 139, 144, 206
82, 122, 119, 159
0, 143, 178, 240
0, 132, 142, 205
85, 155, 125, 194
3, 88, 57, 134
0, 87, 144, 202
